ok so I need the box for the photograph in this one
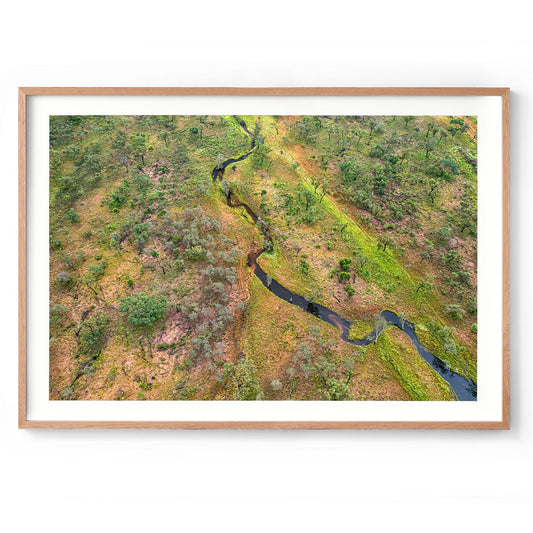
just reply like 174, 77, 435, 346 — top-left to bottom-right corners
48, 112, 479, 402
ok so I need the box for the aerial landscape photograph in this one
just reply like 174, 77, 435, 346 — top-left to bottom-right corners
49, 113, 478, 402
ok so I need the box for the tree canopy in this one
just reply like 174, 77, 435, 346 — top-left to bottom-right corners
118, 293, 167, 327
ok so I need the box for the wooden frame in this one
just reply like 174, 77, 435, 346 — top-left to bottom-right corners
19, 87, 510, 429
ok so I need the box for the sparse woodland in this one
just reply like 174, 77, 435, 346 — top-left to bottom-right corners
49, 114, 477, 401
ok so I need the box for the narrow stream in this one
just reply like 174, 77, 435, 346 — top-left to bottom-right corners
212, 116, 477, 401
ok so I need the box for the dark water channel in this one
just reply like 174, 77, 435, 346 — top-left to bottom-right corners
212, 117, 477, 401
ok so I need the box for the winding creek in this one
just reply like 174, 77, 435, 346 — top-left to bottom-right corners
212, 117, 477, 401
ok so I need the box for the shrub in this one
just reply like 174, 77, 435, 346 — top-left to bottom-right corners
138, 378, 152, 391
50, 236, 63, 250
298, 259, 310, 275
232, 359, 262, 400
119, 293, 167, 327
441, 249, 461, 269
339, 258, 352, 271
87, 262, 107, 280
271, 379, 283, 391
434, 225, 453, 244
65, 208, 80, 223
440, 156, 458, 176
60, 386, 75, 400
56, 271, 72, 286
444, 304, 466, 321
323, 378, 352, 401
50, 304, 68, 326
132, 172, 150, 193
110, 233, 120, 250
369, 144, 385, 158
107, 367, 119, 381
339, 271, 350, 283
184, 245, 206, 262
108, 183, 129, 209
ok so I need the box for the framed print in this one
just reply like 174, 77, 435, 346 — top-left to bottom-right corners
19, 87, 510, 428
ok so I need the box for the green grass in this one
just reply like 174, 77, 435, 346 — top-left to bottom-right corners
371, 328, 456, 401
415, 321, 477, 383
347, 319, 374, 341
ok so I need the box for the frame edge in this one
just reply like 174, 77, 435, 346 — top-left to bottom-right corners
501, 88, 511, 429
18, 420, 510, 429
18, 87, 511, 97
19, 88, 28, 428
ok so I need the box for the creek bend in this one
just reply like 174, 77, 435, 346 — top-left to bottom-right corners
211, 117, 477, 401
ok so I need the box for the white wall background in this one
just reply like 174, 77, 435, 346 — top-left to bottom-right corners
0, 1, 530, 531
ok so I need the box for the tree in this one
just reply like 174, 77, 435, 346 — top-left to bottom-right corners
426, 121, 438, 138
253, 119, 262, 140
416, 274, 435, 294
397, 149, 410, 167
403, 116, 415, 129
78, 313, 110, 354
423, 137, 437, 159
301, 189, 316, 212
158, 130, 170, 146
427, 178, 439, 205
118, 293, 167, 327
373, 315, 388, 342
398, 311, 407, 329
251, 141, 272, 170
449, 117, 466, 137
131, 133, 147, 166
436, 129, 448, 144
339, 160, 363, 184
221, 179, 231, 197
216, 153, 225, 170
366, 117, 377, 145
311, 175, 323, 195
377, 235, 394, 252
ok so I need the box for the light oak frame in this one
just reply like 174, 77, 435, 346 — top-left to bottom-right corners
18, 87, 510, 429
